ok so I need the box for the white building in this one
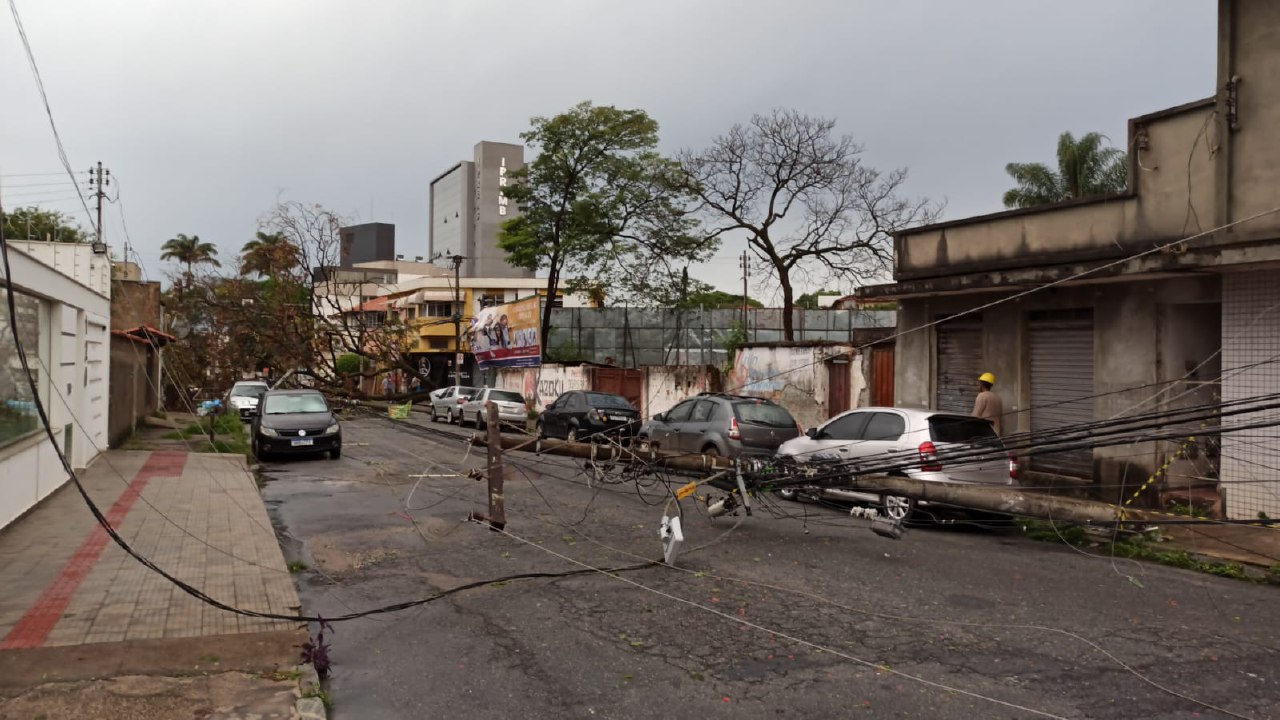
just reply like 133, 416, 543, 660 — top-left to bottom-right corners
1, 241, 111, 530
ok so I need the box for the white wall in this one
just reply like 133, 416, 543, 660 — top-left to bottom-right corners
725, 345, 856, 430
0, 244, 110, 531
495, 365, 590, 410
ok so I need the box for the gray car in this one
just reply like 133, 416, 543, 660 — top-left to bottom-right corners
637, 393, 802, 459
460, 388, 528, 429
775, 407, 1017, 521
430, 385, 478, 424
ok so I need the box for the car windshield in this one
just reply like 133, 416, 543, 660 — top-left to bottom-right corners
490, 390, 524, 403
585, 392, 633, 410
733, 401, 795, 427
929, 415, 999, 443
264, 393, 329, 414
230, 384, 267, 398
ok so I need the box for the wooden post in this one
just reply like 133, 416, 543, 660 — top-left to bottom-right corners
484, 401, 505, 530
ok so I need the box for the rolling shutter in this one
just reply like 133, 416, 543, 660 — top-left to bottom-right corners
1029, 309, 1094, 477
935, 318, 982, 414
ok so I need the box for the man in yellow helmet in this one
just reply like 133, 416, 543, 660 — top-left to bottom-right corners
973, 372, 1003, 434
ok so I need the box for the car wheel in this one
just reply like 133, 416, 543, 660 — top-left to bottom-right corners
476, 412, 486, 430
778, 486, 798, 501
566, 428, 578, 443
329, 446, 342, 460
254, 438, 271, 462
430, 407, 439, 423
535, 419, 545, 439
702, 445, 720, 460
881, 495, 915, 522
450, 409, 459, 425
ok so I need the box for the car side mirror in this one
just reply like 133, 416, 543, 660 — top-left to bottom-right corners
653, 412, 666, 422
805, 427, 819, 439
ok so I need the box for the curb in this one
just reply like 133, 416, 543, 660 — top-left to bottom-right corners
295, 663, 327, 720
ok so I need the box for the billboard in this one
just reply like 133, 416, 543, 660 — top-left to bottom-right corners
469, 296, 541, 369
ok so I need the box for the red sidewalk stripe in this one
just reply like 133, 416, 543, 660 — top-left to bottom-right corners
0, 451, 189, 650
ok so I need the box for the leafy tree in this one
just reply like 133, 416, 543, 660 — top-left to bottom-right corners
682, 289, 763, 309
680, 109, 938, 341
0, 206, 87, 243
160, 233, 221, 277
498, 101, 713, 353
1003, 131, 1127, 209
796, 290, 842, 309
240, 231, 300, 277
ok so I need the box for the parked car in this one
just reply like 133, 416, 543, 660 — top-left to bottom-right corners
774, 408, 1016, 521
227, 380, 269, 420
460, 388, 528, 429
251, 389, 342, 461
637, 393, 802, 459
429, 385, 478, 424
537, 390, 639, 442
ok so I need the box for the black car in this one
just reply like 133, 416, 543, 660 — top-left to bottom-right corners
251, 389, 342, 460
537, 390, 640, 442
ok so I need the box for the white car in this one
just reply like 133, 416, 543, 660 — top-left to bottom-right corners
460, 388, 528, 429
775, 407, 1017, 521
429, 385, 478, 424
227, 381, 270, 420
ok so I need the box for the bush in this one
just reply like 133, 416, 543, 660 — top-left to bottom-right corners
335, 353, 362, 376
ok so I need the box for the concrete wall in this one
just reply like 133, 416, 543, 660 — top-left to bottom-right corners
1, 245, 110, 531
110, 280, 162, 330
1221, 1, 1280, 229
493, 363, 720, 418
725, 345, 855, 430
9, 240, 111, 296
894, 276, 1221, 497
495, 364, 590, 411
639, 365, 719, 419
471, 141, 531, 279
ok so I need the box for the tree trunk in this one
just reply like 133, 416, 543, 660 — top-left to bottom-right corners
541, 262, 559, 361
779, 271, 795, 342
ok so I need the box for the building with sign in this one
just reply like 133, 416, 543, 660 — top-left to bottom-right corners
428, 141, 533, 279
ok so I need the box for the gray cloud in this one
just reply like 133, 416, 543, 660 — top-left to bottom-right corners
1, 0, 1215, 299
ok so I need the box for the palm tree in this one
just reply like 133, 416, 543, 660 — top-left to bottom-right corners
240, 231, 299, 277
160, 233, 221, 277
1003, 132, 1128, 209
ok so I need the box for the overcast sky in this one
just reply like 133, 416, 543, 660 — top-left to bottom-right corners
2, 0, 1216, 301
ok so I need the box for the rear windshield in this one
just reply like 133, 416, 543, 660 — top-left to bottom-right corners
230, 383, 268, 397
733, 400, 796, 428
585, 392, 633, 410
929, 415, 999, 443
490, 390, 525, 403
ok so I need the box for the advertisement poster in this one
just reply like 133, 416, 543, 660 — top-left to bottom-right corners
469, 296, 541, 369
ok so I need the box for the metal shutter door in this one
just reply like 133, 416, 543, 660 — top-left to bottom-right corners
935, 318, 982, 414
1030, 310, 1094, 476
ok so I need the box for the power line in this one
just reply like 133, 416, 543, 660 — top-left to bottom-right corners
6, 0, 97, 233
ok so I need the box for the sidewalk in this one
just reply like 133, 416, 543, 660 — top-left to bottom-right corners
1160, 522, 1280, 569
0, 449, 304, 690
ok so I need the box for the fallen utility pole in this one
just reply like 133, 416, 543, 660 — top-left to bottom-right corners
473, 432, 1165, 527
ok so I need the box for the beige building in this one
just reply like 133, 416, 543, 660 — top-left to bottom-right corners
858, 1, 1280, 520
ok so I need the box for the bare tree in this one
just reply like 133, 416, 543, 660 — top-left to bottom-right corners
679, 109, 940, 340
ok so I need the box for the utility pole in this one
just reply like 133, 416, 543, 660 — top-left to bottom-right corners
88, 162, 110, 247
740, 251, 750, 329
451, 254, 464, 387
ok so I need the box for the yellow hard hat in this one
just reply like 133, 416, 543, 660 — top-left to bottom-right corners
979, 372, 996, 385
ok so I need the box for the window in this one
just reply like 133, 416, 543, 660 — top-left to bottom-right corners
264, 393, 329, 414
665, 401, 695, 423
863, 412, 906, 441
584, 392, 632, 410
690, 400, 716, 423
425, 302, 460, 318
490, 390, 524, 403
0, 290, 41, 448
823, 412, 869, 441
929, 415, 999, 444
733, 401, 796, 428
479, 294, 503, 309
427, 337, 450, 350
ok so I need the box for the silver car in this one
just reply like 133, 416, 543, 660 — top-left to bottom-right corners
429, 385, 478, 424
775, 407, 1017, 521
227, 380, 270, 420
460, 388, 528, 429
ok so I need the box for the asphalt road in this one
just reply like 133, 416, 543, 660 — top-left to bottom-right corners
259, 415, 1280, 720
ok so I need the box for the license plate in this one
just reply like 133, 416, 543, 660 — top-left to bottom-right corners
291, 438, 314, 447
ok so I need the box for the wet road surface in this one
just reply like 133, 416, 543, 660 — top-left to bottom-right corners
259, 416, 1280, 720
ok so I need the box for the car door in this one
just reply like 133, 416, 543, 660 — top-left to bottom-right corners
652, 399, 695, 449
434, 387, 453, 415
675, 399, 718, 453
541, 395, 562, 437
798, 411, 871, 462
852, 411, 910, 471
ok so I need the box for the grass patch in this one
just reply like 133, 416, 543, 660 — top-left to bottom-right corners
302, 688, 333, 710
1019, 518, 1272, 583
287, 560, 308, 573
169, 414, 250, 457
264, 669, 303, 682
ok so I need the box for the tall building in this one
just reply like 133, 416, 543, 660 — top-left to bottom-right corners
338, 222, 396, 268
429, 141, 532, 279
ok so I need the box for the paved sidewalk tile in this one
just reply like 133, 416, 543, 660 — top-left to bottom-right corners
0, 450, 299, 651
